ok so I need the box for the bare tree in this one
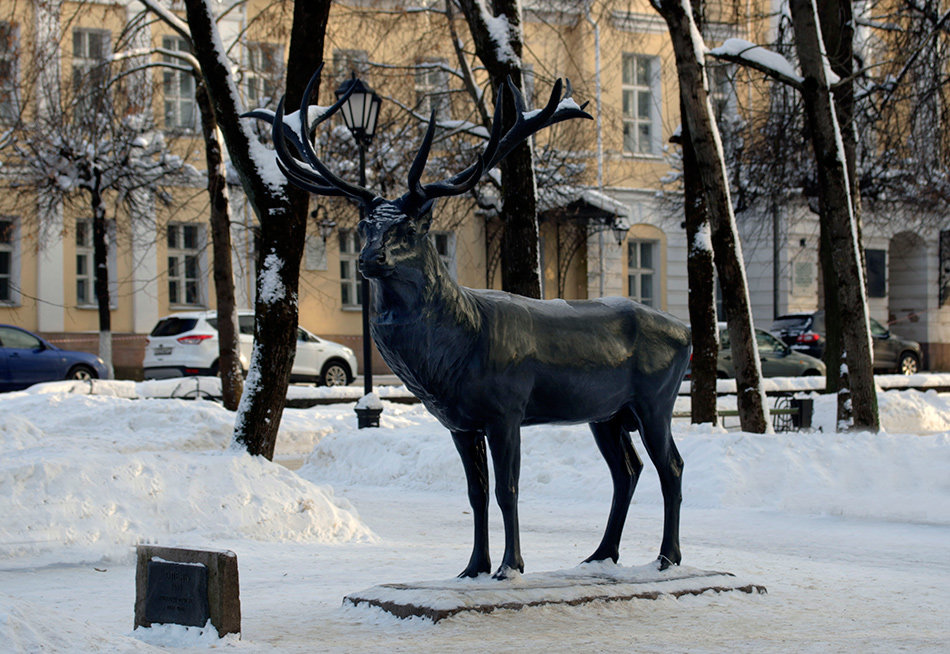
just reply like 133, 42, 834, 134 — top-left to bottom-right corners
174, 0, 330, 459
455, 0, 543, 298
651, 0, 770, 433
132, 2, 244, 410
790, 0, 878, 431
6, 26, 190, 377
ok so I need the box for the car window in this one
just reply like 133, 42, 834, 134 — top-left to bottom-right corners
0, 326, 41, 349
869, 317, 888, 337
150, 318, 198, 336
771, 316, 809, 332
812, 313, 824, 332
238, 315, 255, 335
206, 318, 217, 330
756, 330, 786, 353
719, 329, 730, 350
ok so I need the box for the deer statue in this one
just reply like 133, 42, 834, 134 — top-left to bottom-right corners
252, 67, 692, 579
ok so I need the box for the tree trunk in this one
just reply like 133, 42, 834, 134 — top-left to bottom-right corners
456, 0, 541, 298
681, 109, 718, 425
182, 0, 330, 459
195, 80, 243, 411
90, 170, 112, 379
817, 0, 865, 426
790, 0, 879, 431
655, 0, 769, 433
679, 0, 717, 425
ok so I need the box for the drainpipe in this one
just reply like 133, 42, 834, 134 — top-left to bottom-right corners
585, 6, 606, 296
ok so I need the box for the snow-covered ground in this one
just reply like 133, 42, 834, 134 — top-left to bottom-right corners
1, 382, 948, 652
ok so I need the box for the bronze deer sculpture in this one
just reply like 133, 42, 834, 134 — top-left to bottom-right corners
254, 69, 692, 579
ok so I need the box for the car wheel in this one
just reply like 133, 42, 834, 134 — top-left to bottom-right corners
67, 365, 96, 381
320, 360, 351, 387
898, 352, 919, 375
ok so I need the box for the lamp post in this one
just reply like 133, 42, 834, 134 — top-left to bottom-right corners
336, 75, 382, 428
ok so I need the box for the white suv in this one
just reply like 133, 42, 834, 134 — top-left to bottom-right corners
143, 310, 357, 386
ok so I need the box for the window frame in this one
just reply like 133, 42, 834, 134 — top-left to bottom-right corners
0, 21, 19, 123
414, 58, 451, 123
75, 218, 118, 309
246, 41, 283, 109
339, 228, 362, 309
627, 238, 658, 306
162, 35, 196, 131
166, 222, 205, 308
72, 28, 111, 121
621, 53, 661, 157
0, 216, 18, 305
431, 230, 456, 280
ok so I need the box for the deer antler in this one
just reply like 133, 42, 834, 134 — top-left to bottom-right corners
249, 72, 591, 215
400, 77, 592, 215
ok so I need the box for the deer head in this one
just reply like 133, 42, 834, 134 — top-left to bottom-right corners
253, 65, 592, 278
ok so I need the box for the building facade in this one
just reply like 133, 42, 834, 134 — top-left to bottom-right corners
1, 0, 947, 378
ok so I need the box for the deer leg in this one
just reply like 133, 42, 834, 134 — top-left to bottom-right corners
451, 430, 491, 578
584, 416, 643, 564
634, 402, 683, 569
485, 420, 524, 579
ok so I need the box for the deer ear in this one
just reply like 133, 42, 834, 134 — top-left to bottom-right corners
413, 200, 434, 235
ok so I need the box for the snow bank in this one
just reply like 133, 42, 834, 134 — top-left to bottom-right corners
300, 393, 950, 525
0, 594, 146, 653
0, 392, 371, 568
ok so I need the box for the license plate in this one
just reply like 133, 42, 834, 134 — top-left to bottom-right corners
153, 346, 173, 356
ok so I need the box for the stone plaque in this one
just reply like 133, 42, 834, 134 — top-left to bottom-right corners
144, 560, 210, 628
135, 545, 241, 637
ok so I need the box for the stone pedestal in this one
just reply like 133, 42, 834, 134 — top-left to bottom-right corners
344, 562, 766, 622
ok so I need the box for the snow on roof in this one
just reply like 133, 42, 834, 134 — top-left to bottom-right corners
538, 186, 630, 219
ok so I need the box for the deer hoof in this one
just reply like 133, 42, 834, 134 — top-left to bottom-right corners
657, 554, 680, 570
492, 564, 522, 581
583, 546, 619, 565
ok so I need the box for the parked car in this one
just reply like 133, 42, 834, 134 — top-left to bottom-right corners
0, 324, 109, 391
770, 311, 922, 375
716, 326, 826, 378
142, 311, 358, 386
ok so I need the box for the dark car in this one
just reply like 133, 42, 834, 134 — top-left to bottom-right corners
770, 311, 923, 375
0, 324, 108, 391
717, 326, 826, 378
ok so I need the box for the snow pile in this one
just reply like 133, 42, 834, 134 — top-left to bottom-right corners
0, 594, 146, 653
0, 391, 371, 568
300, 393, 950, 525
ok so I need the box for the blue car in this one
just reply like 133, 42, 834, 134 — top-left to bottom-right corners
0, 324, 108, 391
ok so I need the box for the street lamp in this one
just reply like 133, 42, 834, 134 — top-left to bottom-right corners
336, 75, 382, 428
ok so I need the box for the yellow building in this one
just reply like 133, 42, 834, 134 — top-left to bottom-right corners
3, 1, 943, 377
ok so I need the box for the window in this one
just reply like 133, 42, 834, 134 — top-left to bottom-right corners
72, 28, 110, 120
162, 36, 196, 130
0, 217, 15, 304
432, 231, 456, 279
167, 223, 203, 306
246, 42, 282, 108
333, 49, 369, 85
627, 239, 657, 306
75, 219, 117, 308
415, 59, 450, 122
0, 22, 18, 121
339, 229, 361, 308
865, 248, 886, 298
707, 63, 735, 123
622, 54, 659, 155
0, 325, 40, 349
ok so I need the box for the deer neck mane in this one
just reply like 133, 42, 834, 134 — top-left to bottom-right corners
370, 239, 478, 332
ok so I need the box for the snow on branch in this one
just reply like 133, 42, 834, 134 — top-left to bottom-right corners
709, 38, 804, 89
137, 0, 192, 44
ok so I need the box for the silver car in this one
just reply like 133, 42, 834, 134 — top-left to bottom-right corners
143, 310, 358, 386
